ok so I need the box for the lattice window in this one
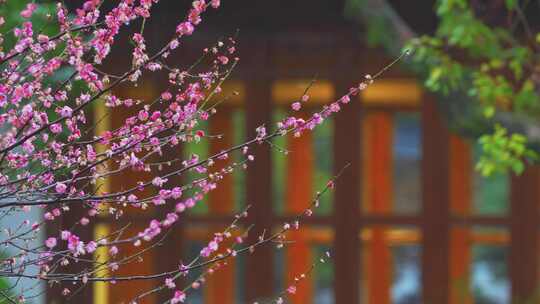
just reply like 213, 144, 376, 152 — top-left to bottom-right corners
82, 78, 538, 304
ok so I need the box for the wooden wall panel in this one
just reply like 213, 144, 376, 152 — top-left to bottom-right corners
333, 80, 362, 304
421, 96, 450, 304
510, 166, 540, 303
244, 74, 275, 302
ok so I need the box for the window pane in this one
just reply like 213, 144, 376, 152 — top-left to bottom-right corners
235, 253, 246, 303
314, 244, 334, 304
274, 244, 286, 293
312, 118, 334, 215
450, 226, 509, 303
360, 226, 421, 304
182, 239, 205, 303
1, 206, 45, 302
391, 245, 422, 304
275, 231, 334, 304
362, 112, 421, 215
183, 227, 240, 303
272, 109, 287, 214
232, 109, 246, 212
471, 244, 509, 304
392, 112, 421, 214
183, 120, 209, 215
472, 143, 509, 215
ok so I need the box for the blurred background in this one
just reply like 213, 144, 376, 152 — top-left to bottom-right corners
3, 0, 540, 303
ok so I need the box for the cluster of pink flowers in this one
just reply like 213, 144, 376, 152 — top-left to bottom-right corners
1, 0, 232, 297
0, 0, 385, 302
276, 78, 372, 139
200, 235, 222, 257
171, 290, 186, 303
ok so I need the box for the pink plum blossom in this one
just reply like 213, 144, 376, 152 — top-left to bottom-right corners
45, 237, 57, 249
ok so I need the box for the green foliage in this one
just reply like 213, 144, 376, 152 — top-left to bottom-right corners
406, 37, 467, 95
505, 0, 517, 10
0, 252, 16, 302
436, 6, 502, 58
412, 1, 540, 176
476, 125, 537, 176
349, 0, 540, 176
469, 72, 514, 117
0, 277, 13, 296
515, 80, 540, 114
344, 0, 399, 48
0, 1, 57, 47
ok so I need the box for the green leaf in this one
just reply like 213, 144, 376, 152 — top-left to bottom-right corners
511, 160, 525, 175
489, 59, 503, 69
537, 33, 540, 44
505, 0, 517, 10
480, 162, 495, 177
483, 105, 495, 118
430, 67, 443, 82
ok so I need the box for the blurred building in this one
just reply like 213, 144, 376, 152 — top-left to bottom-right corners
51, 1, 540, 304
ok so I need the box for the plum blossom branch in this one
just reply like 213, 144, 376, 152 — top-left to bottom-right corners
0, 0, 406, 301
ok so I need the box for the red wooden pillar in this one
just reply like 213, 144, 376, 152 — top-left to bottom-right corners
206, 108, 235, 304
449, 135, 472, 304
108, 223, 158, 304
106, 84, 159, 303
333, 80, 362, 304
510, 165, 540, 303
364, 112, 393, 304
285, 120, 314, 303
421, 96, 450, 304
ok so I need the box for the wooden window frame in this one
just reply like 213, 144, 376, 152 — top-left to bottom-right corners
79, 78, 540, 304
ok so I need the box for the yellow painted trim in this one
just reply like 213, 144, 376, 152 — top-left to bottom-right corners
93, 224, 110, 304
361, 79, 422, 107
358, 228, 508, 245
359, 228, 420, 244
120, 83, 156, 102
218, 80, 245, 106
93, 101, 112, 303
470, 231, 508, 245
94, 102, 110, 156
94, 102, 111, 214
272, 79, 335, 104
185, 226, 506, 246
278, 227, 334, 243
215, 79, 423, 107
